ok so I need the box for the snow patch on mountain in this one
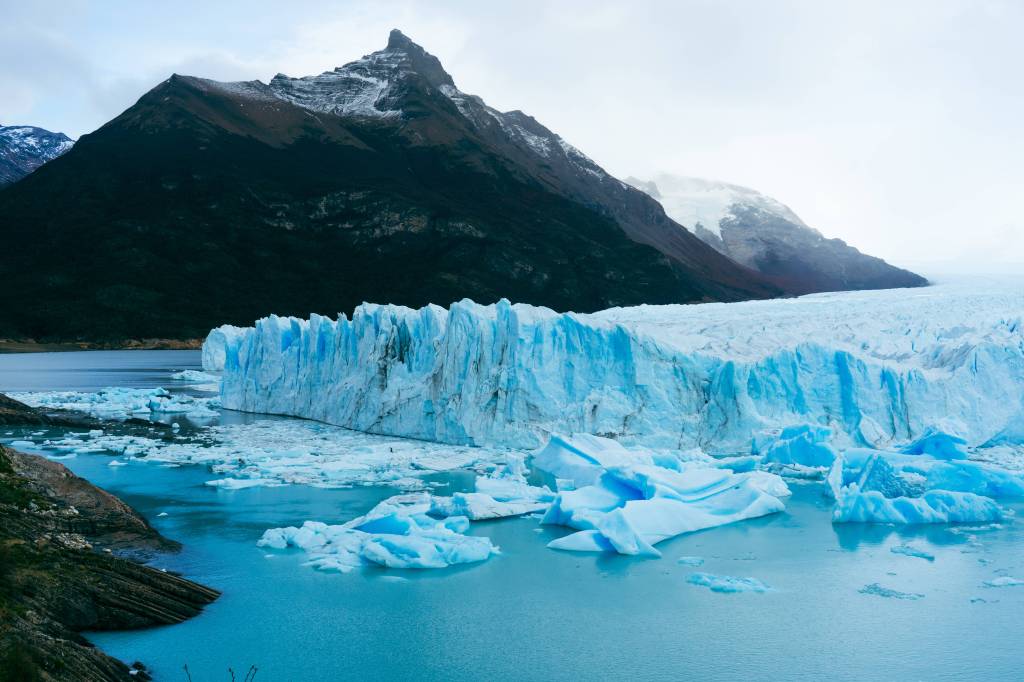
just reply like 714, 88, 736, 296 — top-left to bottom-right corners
0, 124, 75, 185
627, 174, 807, 237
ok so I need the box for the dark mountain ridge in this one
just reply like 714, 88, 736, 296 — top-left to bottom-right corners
0, 31, 783, 342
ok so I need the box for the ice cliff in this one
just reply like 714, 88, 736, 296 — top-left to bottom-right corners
209, 279, 1024, 456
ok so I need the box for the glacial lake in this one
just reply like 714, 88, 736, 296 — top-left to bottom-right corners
2, 350, 1022, 681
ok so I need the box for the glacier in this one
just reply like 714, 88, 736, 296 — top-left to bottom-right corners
209, 279, 1024, 458
203, 277, 1024, 555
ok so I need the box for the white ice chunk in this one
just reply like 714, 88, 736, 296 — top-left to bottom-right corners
538, 435, 785, 556
686, 573, 771, 593
258, 493, 498, 571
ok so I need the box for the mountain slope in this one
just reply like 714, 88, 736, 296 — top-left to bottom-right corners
0, 31, 779, 342
0, 125, 74, 187
628, 175, 927, 294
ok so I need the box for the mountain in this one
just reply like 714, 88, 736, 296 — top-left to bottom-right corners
0, 30, 780, 343
0, 124, 74, 187
627, 175, 927, 294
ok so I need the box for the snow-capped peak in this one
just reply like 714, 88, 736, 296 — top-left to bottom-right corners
266, 29, 454, 119
0, 124, 75, 186
628, 174, 808, 237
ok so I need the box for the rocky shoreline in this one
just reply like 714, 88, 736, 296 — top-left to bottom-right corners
0, 338, 202, 354
0, 395, 218, 681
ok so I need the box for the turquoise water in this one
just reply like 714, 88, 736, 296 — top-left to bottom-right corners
2, 351, 1023, 681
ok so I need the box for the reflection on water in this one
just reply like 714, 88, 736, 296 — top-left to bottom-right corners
2, 351, 1023, 681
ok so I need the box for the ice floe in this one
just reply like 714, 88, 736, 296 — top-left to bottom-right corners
537, 435, 787, 556
686, 573, 771, 593
258, 493, 498, 571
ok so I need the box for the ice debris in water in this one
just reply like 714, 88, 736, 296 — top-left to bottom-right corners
32, 416, 511, 490
859, 584, 924, 600
535, 435, 788, 557
258, 493, 498, 571
259, 456, 549, 571
10, 387, 219, 420
677, 556, 705, 566
982, 576, 1024, 588
686, 573, 771, 593
890, 544, 935, 561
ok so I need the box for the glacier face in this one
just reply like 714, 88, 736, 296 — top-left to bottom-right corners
211, 278, 1024, 458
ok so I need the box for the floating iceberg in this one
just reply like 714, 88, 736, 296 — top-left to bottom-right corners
536, 435, 787, 556
687, 573, 771, 594
826, 448, 1020, 524
430, 458, 555, 520
259, 493, 497, 571
210, 280, 1024, 457
258, 456, 549, 572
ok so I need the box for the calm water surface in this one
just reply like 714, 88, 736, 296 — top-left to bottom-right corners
2, 351, 1022, 681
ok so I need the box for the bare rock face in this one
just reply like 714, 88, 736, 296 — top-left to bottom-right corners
0, 442, 218, 681
0, 392, 52, 425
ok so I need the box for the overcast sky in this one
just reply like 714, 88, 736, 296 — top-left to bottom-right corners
2, 0, 1021, 269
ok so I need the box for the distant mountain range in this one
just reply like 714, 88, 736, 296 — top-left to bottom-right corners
0, 31, 924, 343
0, 124, 73, 187
626, 175, 926, 294
0, 30, 783, 342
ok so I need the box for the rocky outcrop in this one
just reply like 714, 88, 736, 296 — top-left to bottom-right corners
0, 431, 218, 680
